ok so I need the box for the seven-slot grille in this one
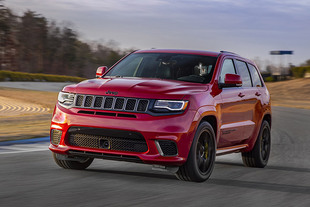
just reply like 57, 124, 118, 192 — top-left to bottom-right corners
74, 94, 149, 112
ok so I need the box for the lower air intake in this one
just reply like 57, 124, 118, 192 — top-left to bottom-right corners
157, 140, 178, 156
67, 127, 148, 153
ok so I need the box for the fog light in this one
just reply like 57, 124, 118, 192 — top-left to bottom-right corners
51, 129, 62, 145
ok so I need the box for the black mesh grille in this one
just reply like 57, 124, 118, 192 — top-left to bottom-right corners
69, 134, 99, 148
84, 96, 93, 107
51, 129, 62, 145
67, 127, 148, 153
104, 97, 113, 108
158, 140, 178, 156
115, 98, 125, 110
125, 99, 136, 111
137, 100, 148, 111
76, 95, 84, 106
94, 97, 103, 108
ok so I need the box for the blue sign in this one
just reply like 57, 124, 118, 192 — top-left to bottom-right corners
270, 50, 293, 55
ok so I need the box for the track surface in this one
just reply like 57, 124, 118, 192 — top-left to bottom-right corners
0, 82, 68, 116
0, 106, 310, 207
0, 96, 49, 116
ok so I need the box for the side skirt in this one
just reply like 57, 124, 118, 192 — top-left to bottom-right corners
216, 144, 248, 156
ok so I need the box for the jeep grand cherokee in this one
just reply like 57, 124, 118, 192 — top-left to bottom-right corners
49, 49, 271, 182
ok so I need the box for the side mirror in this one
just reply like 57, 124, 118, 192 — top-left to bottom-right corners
96, 66, 108, 78
219, 74, 242, 88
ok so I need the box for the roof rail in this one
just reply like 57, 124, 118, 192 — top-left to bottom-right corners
220, 51, 239, 55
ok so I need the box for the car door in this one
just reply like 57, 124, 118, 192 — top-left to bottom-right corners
218, 58, 247, 147
247, 63, 265, 125
234, 60, 257, 140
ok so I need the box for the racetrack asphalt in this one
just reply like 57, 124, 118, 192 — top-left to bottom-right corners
0, 106, 309, 207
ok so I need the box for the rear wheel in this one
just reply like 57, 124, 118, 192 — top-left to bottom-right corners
52, 152, 94, 170
176, 122, 216, 182
242, 120, 271, 168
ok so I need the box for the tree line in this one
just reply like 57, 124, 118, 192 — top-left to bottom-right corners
0, 2, 132, 78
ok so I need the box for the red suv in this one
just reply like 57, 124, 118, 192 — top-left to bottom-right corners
49, 49, 271, 182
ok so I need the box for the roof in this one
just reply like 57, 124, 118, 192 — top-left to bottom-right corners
133, 49, 256, 65
134, 49, 220, 57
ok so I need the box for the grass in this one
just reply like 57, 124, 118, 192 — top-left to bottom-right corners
0, 70, 86, 82
265, 78, 310, 110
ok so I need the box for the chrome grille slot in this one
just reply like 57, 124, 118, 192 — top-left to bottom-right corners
137, 100, 149, 112
94, 97, 103, 108
76, 95, 84, 106
114, 98, 125, 110
84, 96, 93, 107
104, 97, 114, 109
125, 99, 136, 111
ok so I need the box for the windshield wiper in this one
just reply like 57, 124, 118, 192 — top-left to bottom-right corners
104, 75, 123, 78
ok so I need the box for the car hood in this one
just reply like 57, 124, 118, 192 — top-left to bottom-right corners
63, 78, 209, 100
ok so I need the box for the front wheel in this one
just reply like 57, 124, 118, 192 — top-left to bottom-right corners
52, 152, 94, 170
242, 120, 271, 168
176, 122, 216, 182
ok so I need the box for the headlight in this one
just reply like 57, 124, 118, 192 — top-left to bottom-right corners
58, 92, 75, 108
154, 100, 188, 111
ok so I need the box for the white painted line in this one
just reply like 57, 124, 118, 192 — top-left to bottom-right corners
0, 142, 49, 154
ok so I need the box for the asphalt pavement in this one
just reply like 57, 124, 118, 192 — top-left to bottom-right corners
0, 106, 309, 207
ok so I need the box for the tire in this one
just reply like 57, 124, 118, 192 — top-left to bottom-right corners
176, 122, 216, 182
52, 152, 94, 170
242, 120, 271, 168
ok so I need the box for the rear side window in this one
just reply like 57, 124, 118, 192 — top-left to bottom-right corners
247, 64, 262, 87
235, 60, 252, 87
219, 59, 236, 84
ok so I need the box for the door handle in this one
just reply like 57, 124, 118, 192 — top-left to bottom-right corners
255, 92, 261, 96
238, 93, 245, 98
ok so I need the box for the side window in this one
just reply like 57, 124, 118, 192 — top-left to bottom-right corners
247, 64, 262, 87
219, 59, 236, 84
235, 60, 252, 87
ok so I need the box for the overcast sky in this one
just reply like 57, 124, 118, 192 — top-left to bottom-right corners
4, 0, 310, 68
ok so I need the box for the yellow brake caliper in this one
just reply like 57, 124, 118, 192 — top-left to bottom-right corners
205, 142, 209, 159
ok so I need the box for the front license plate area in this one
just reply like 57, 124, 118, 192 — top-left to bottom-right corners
100, 139, 110, 149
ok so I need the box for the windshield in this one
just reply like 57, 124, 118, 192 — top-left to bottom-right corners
104, 53, 218, 83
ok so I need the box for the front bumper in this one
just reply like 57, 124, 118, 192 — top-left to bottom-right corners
49, 104, 198, 166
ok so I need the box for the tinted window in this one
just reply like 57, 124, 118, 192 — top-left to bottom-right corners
235, 60, 252, 87
219, 59, 236, 84
248, 64, 262, 87
105, 53, 217, 83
